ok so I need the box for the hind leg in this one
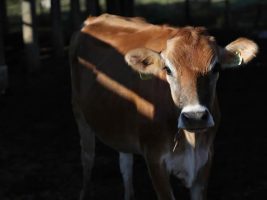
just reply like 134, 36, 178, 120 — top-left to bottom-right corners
119, 152, 135, 200
73, 105, 95, 200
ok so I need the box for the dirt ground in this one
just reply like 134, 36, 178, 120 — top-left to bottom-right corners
1, 30, 267, 200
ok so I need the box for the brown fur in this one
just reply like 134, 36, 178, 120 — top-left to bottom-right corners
81, 14, 177, 54
70, 14, 257, 200
166, 27, 216, 74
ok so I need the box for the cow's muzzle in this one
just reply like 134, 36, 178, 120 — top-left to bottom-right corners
178, 105, 214, 132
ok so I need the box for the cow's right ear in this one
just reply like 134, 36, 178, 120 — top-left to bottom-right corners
125, 48, 164, 75
218, 38, 258, 68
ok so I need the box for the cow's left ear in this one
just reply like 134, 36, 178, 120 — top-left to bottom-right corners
125, 48, 164, 76
219, 37, 258, 68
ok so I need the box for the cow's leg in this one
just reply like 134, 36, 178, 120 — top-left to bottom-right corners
79, 125, 95, 200
190, 183, 206, 200
146, 158, 175, 200
189, 154, 212, 200
119, 152, 135, 200
73, 105, 95, 200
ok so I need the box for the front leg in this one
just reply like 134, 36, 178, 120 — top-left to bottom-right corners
146, 158, 175, 200
190, 152, 212, 200
190, 183, 206, 200
119, 152, 135, 200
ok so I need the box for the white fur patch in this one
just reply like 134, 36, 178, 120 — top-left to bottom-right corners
182, 104, 207, 113
162, 145, 209, 188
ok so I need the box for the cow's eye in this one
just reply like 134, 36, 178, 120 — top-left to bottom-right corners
163, 66, 172, 75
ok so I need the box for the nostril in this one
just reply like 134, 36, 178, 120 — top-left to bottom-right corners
182, 112, 191, 121
201, 110, 209, 120
182, 110, 209, 121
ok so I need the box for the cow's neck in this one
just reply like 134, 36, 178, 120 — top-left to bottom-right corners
182, 130, 211, 150
165, 129, 213, 188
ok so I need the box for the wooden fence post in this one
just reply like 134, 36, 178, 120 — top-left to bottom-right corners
86, 0, 100, 16
106, 0, 121, 15
224, 0, 231, 28
120, 0, 134, 17
21, 0, 40, 72
0, 1, 8, 93
106, 0, 134, 16
70, 0, 81, 30
254, 3, 262, 29
51, 0, 64, 57
185, 0, 192, 24
0, 0, 8, 36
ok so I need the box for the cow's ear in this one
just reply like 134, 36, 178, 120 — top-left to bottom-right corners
219, 38, 258, 69
125, 48, 164, 75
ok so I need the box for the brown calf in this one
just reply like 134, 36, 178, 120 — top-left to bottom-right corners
69, 14, 258, 200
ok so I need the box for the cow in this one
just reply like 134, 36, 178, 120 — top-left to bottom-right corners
69, 14, 258, 200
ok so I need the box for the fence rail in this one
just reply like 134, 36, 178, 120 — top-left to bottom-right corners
0, 0, 266, 93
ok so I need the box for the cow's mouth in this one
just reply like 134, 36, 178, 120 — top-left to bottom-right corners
184, 127, 208, 133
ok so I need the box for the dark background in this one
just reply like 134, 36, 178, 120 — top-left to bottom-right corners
1, 0, 267, 199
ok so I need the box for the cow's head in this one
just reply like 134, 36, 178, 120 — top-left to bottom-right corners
125, 27, 258, 132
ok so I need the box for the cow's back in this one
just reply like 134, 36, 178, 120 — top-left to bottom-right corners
70, 14, 177, 153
